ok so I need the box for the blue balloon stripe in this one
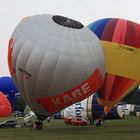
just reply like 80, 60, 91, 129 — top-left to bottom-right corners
88, 18, 111, 39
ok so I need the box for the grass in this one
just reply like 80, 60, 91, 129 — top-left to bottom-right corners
0, 116, 140, 140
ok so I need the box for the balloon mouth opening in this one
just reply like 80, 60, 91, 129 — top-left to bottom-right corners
52, 15, 83, 29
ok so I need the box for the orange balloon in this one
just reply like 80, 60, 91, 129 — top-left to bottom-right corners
0, 91, 12, 117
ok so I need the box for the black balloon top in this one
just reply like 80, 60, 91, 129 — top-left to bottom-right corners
52, 15, 83, 29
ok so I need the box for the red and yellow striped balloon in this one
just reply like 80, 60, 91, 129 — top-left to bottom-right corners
88, 18, 140, 114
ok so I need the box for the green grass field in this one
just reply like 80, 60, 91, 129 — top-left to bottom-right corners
0, 116, 140, 140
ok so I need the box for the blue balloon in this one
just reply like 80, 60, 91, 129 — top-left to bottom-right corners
0, 76, 20, 106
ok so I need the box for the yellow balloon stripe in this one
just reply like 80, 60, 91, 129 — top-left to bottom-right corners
102, 41, 140, 82
87, 94, 93, 119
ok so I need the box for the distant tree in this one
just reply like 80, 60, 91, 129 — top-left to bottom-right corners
122, 88, 140, 105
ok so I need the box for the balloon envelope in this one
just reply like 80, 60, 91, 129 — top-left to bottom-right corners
88, 18, 140, 113
0, 92, 12, 117
0, 76, 20, 106
8, 14, 105, 118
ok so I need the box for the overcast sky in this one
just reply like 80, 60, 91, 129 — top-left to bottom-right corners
0, 0, 140, 76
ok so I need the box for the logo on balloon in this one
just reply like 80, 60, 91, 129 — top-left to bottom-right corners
37, 69, 103, 113
18, 67, 31, 79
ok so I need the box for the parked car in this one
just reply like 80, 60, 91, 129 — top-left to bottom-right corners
0, 119, 17, 128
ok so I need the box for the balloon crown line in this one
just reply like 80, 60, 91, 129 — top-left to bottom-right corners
52, 15, 83, 29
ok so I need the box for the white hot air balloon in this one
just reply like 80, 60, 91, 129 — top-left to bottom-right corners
8, 14, 105, 121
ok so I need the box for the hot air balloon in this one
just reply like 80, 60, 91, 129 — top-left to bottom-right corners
0, 92, 12, 117
8, 14, 105, 125
88, 18, 140, 114
0, 76, 20, 106
54, 94, 124, 122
